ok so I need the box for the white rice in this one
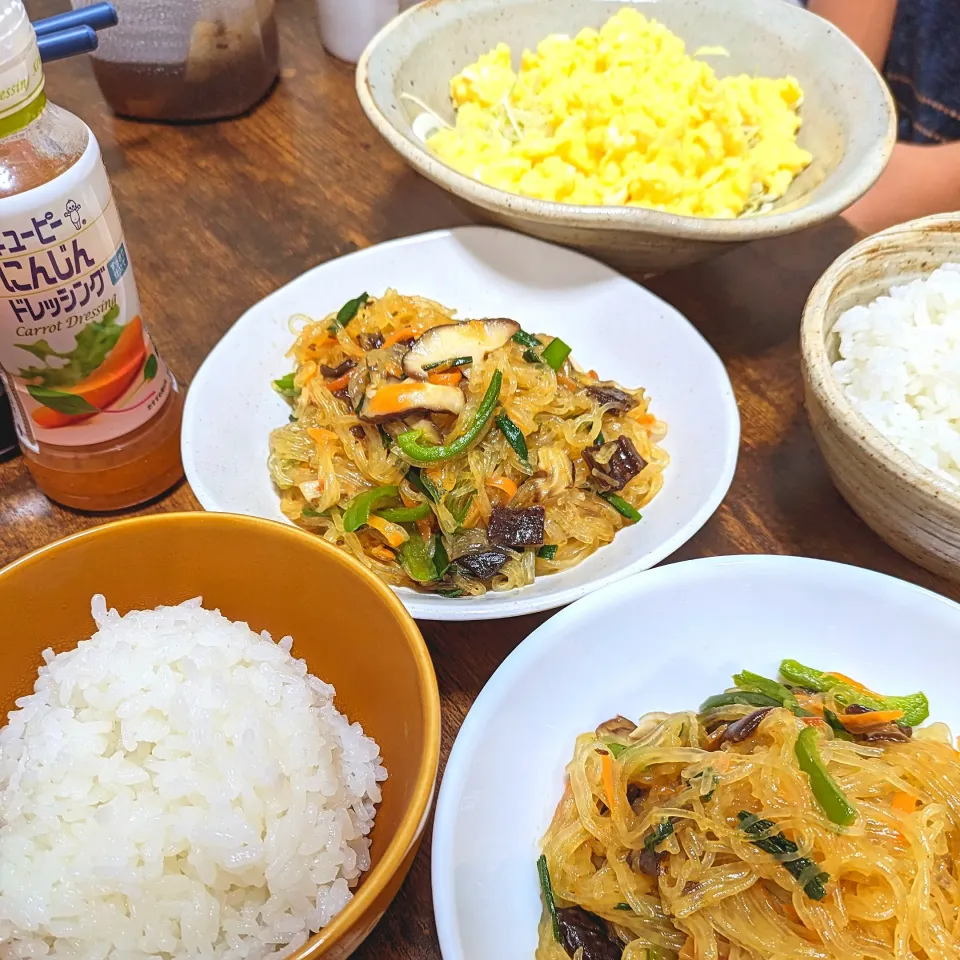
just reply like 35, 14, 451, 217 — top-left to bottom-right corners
832, 263, 960, 483
0, 597, 386, 960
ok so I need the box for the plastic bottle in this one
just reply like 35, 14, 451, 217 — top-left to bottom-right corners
0, 0, 184, 509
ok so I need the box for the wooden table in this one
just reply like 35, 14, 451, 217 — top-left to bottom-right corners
4, 2, 957, 957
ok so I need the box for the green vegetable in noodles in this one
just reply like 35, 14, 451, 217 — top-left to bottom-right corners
795, 727, 858, 826
336, 292, 368, 327
342, 486, 399, 533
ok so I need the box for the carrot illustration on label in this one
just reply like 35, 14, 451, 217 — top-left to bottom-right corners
16, 307, 148, 428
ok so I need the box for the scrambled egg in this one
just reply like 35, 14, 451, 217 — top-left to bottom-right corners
426, 8, 812, 218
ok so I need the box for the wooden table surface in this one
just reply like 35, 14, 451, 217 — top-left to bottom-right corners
4, 2, 958, 958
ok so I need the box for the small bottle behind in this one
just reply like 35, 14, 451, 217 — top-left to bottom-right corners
0, 0, 183, 510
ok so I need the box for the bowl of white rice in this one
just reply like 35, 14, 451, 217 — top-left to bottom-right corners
802, 213, 960, 579
0, 512, 441, 960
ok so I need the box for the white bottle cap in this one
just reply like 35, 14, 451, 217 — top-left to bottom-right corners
0, 0, 43, 124
317, 0, 399, 65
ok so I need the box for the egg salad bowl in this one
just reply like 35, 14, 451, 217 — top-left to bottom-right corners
357, 0, 894, 274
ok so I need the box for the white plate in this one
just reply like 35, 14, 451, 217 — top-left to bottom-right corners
431, 555, 960, 959
182, 227, 739, 620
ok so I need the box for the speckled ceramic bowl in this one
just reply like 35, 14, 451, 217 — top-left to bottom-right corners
357, 0, 895, 274
802, 214, 960, 581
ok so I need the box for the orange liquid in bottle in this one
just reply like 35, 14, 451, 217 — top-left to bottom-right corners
0, 11, 183, 511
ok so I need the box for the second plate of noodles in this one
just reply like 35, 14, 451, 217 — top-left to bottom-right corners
268, 290, 668, 599
537, 662, 957, 960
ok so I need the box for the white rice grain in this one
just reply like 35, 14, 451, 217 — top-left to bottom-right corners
832, 263, 960, 482
0, 597, 386, 960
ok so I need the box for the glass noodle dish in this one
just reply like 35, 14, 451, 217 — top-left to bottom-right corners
268, 291, 667, 598
536, 661, 960, 960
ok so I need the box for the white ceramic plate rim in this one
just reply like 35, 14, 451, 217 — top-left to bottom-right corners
430, 554, 960, 959
182, 227, 739, 621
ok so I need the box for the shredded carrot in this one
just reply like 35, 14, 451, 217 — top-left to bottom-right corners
366, 515, 409, 548
369, 546, 396, 563
801, 716, 828, 730
839, 709, 905, 731
400, 488, 417, 508
462, 499, 482, 529
381, 326, 415, 348
557, 374, 579, 391
427, 466, 456, 493
486, 476, 518, 502
795, 693, 824, 716
588, 369, 598, 379
428, 370, 463, 387
891, 791, 919, 813
308, 427, 337, 446
600, 752, 616, 812
324, 371, 353, 392
825, 672, 878, 696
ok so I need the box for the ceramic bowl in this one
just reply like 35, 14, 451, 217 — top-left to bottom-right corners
432, 555, 960, 960
357, 0, 895, 274
0, 512, 441, 960
802, 214, 960, 581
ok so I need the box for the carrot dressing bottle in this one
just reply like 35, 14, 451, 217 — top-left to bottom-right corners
0, 0, 183, 510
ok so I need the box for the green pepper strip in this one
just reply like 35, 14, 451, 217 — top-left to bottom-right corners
273, 373, 297, 397
537, 854, 561, 942
495, 412, 530, 464
733, 671, 803, 715
342, 485, 399, 533
376, 503, 432, 524
422, 356, 472, 373
513, 329, 543, 349
541, 337, 572, 371
397, 370, 502, 464
433, 535, 450, 578
823, 709, 854, 742
398, 535, 438, 582
537, 544, 558, 561
779, 659, 929, 726
336, 292, 369, 327
795, 727, 858, 826
407, 467, 441, 503
601, 493, 642, 523
699, 691, 783, 712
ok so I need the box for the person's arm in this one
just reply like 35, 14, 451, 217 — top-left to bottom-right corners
807, 0, 898, 70
842, 142, 960, 234
808, 0, 960, 234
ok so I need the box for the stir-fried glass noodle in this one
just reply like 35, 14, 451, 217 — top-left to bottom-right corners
537, 660, 960, 960
268, 290, 667, 597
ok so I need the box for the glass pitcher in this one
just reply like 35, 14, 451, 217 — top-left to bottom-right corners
71, 0, 279, 122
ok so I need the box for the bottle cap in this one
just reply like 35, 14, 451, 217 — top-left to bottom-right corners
0, 0, 43, 125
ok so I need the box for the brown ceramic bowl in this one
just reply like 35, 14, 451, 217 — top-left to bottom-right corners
802, 214, 960, 581
0, 512, 441, 960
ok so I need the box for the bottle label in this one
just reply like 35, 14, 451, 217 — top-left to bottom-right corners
0, 139, 173, 452
0, 39, 43, 126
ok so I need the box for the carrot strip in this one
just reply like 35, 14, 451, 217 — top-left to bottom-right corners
801, 716, 828, 730
891, 791, 919, 813
369, 546, 396, 563
324, 371, 353, 392
600, 752, 616, 812
428, 370, 463, 387
381, 326, 415, 348
308, 427, 338, 446
462, 499, 482, 529
366, 515, 409, 548
588, 369, 598, 379
557, 374, 579, 391
416, 518, 433, 540
486, 476, 518, 502
795, 693, 824, 717
825, 672, 878, 697
840, 709, 905, 731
